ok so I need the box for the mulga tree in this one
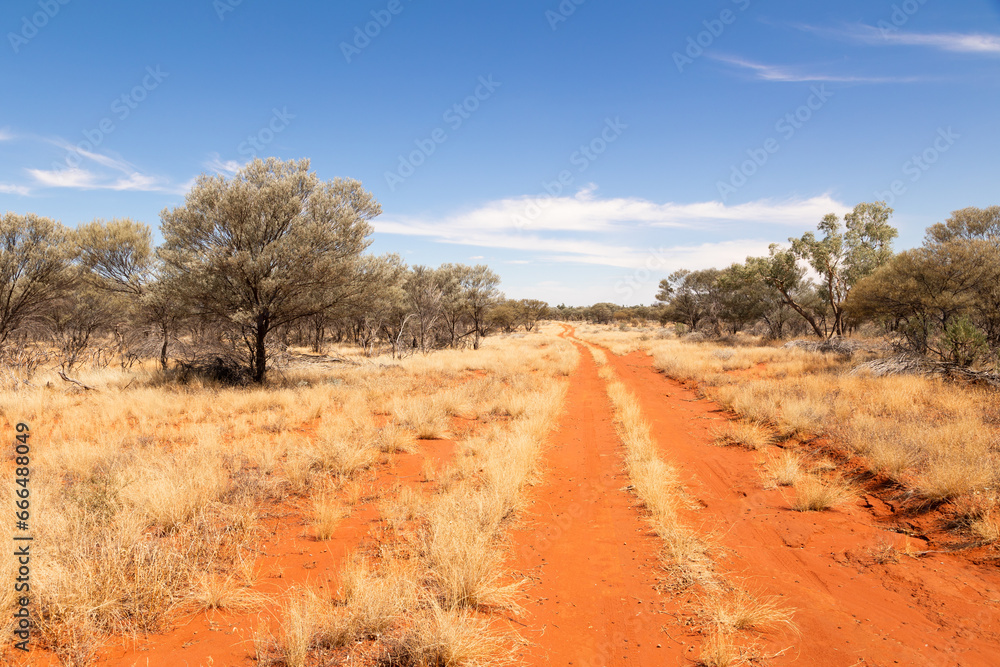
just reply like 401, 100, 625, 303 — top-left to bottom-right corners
158, 158, 380, 383
0, 213, 75, 352
75, 218, 181, 369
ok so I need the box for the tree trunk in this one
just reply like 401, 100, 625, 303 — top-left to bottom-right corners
253, 313, 269, 383
777, 289, 826, 338
159, 326, 169, 370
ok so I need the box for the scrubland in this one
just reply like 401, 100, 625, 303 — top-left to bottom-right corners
0, 329, 575, 665
575, 323, 1000, 542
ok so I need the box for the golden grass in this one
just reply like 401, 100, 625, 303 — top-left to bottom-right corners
331, 558, 418, 645
388, 602, 509, 667
0, 329, 578, 662
596, 355, 796, 662
763, 450, 804, 487
189, 571, 268, 614
707, 589, 795, 632
602, 371, 715, 589
570, 323, 1000, 521
312, 489, 348, 540
790, 474, 854, 512
710, 420, 774, 451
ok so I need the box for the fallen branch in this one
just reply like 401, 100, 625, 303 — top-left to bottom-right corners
58, 371, 97, 391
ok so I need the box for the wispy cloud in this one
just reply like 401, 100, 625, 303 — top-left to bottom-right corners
0, 184, 30, 196
23, 137, 175, 193
375, 191, 849, 269
26, 167, 167, 192
204, 152, 244, 175
813, 23, 1000, 54
0, 128, 15, 142
711, 54, 923, 83
883, 31, 1000, 53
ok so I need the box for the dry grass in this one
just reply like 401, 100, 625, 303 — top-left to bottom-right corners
330, 558, 419, 645
388, 602, 509, 667
597, 355, 795, 662
790, 474, 854, 512
711, 420, 774, 451
0, 330, 577, 663
602, 372, 715, 589
699, 630, 751, 667
312, 488, 349, 540
707, 589, 795, 632
573, 324, 1000, 523
189, 571, 268, 614
763, 450, 804, 487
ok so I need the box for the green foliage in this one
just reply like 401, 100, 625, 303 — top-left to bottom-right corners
788, 201, 897, 336
848, 206, 1000, 367
943, 317, 988, 367
159, 158, 380, 381
0, 212, 75, 349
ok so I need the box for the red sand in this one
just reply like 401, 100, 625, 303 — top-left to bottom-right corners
16, 330, 1000, 666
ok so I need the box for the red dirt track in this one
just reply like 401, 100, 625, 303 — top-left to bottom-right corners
530, 326, 1000, 666
508, 329, 675, 666
15, 327, 1000, 666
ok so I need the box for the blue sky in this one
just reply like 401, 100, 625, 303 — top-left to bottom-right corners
2, 0, 999, 306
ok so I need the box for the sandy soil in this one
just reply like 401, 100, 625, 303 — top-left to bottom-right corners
586, 327, 1000, 666
16, 328, 1000, 666
507, 330, 676, 666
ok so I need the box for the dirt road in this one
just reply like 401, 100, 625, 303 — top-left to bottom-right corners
515, 326, 1000, 666
509, 329, 678, 666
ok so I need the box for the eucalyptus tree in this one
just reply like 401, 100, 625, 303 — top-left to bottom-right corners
789, 201, 897, 337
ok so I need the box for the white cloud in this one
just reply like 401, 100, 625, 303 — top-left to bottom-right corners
375, 191, 849, 270
883, 31, 1000, 53
27, 167, 168, 192
711, 55, 923, 83
827, 24, 1000, 54
24, 138, 173, 193
0, 184, 30, 196
0, 128, 15, 142
204, 153, 244, 175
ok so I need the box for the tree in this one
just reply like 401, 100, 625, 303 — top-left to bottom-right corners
745, 246, 828, 338
461, 265, 502, 349
789, 201, 897, 337
656, 269, 720, 331
925, 205, 1000, 248
518, 299, 548, 331
158, 158, 380, 382
848, 206, 1000, 365
403, 265, 444, 351
75, 218, 181, 369
0, 213, 75, 350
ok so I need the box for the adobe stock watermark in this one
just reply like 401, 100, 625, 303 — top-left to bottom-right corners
545, 0, 587, 31
512, 117, 627, 230
673, 0, 752, 73
384, 75, 501, 192
238, 108, 295, 158
341, 0, 413, 63
874, 127, 959, 206
877, 0, 931, 37
213, 0, 245, 21
614, 247, 673, 301
716, 84, 833, 202
8, 0, 71, 54
51, 66, 169, 171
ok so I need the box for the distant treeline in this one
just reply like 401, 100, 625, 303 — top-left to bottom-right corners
553, 202, 1000, 369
